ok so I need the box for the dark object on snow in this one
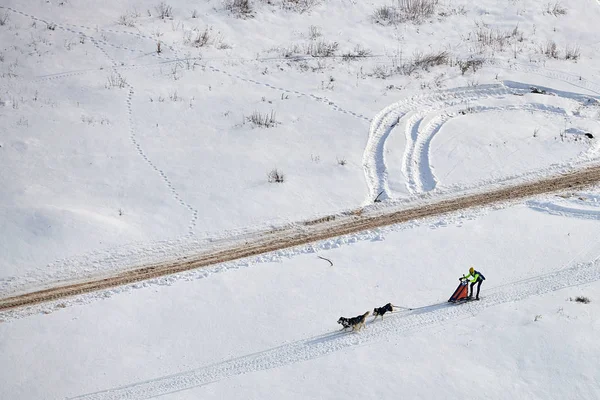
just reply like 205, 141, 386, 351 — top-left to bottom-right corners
374, 190, 384, 203
530, 86, 547, 95
574, 296, 590, 304
448, 281, 469, 302
585, 133, 594, 139
317, 256, 333, 266
373, 303, 394, 320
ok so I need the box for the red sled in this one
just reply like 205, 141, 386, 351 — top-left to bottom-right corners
448, 280, 468, 302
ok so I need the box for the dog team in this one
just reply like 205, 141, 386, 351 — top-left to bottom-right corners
337, 267, 486, 332
337, 302, 399, 332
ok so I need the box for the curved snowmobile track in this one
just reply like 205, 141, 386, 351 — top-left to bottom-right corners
2, 165, 600, 311
68, 258, 600, 400
364, 80, 600, 201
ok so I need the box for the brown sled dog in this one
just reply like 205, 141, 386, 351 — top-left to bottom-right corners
337, 311, 370, 332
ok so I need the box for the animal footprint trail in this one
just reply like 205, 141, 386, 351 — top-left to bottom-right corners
0, 5, 175, 54
85, 23, 197, 234
6, 3, 367, 127
125, 87, 199, 235
5, 1, 201, 237
205, 65, 371, 123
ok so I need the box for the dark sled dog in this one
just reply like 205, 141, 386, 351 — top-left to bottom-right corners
337, 311, 370, 332
372, 303, 397, 320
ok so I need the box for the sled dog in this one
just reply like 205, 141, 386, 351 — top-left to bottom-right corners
337, 311, 370, 332
373, 303, 396, 320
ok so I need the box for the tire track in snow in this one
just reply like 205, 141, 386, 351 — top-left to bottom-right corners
408, 113, 450, 193
366, 79, 600, 200
401, 86, 529, 194
67, 259, 600, 400
408, 102, 572, 193
365, 85, 516, 201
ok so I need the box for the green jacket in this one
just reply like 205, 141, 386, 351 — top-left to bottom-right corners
463, 270, 486, 283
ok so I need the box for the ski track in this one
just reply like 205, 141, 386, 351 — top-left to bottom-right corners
364, 77, 600, 201
67, 259, 600, 400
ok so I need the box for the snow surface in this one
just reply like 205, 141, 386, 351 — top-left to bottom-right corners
2, 204, 600, 399
1, 0, 600, 398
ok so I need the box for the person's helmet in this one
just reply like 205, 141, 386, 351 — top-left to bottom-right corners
469, 267, 475, 274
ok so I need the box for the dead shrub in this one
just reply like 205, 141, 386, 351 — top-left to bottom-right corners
373, 5, 398, 25
106, 73, 127, 88
225, 0, 254, 18
307, 25, 322, 40
192, 27, 211, 47
247, 110, 278, 128
473, 23, 522, 52
117, 14, 136, 27
268, 168, 285, 183
564, 44, 580, 61
282, 0, 320, 13
397, 0, 439, 22
307, 40, 338, 57
370, 65, 393, 79
398, 50, 450, 75
373, 0, 438, 25
412, 50, 449, 71
155, 2, 173, 19
545, 1, 567, 16
342, 45, 372, 61
0, 10, 10, 26
457, 58, 485, 75
541, 40, 559, 59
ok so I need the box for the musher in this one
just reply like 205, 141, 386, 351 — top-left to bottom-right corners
461, 266, 485, 300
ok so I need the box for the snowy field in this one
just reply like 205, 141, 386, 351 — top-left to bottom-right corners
2, 203, 600, 399
1, 0, 600, 398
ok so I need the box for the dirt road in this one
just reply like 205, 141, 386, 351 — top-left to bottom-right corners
2, 165, 600, 311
